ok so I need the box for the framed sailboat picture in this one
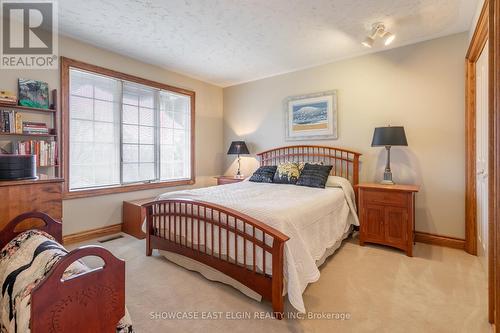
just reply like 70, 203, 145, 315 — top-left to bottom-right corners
284, 90, 338, 141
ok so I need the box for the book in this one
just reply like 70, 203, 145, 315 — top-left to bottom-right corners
0, 111, 52, 136
0, 99, 17, 105
15, 113, 22, 134
22, 121, 49, 134
0, 91, 17, 105
15, 140, 57, 166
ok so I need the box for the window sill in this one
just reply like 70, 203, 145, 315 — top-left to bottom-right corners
63, 178, 195, 200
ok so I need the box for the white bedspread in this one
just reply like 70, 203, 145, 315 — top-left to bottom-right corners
153, 177, 359, 313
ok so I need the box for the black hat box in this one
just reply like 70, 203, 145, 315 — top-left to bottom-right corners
0, 155, 37, 180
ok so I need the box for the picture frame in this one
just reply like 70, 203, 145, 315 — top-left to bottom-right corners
284, 90, 338, 141
18, 79, 50, 109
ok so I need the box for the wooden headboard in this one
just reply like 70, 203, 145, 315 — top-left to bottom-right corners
256, 145, 361, 186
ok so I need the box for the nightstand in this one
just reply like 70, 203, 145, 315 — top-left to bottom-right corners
357, 183, 420, 256
215, 176, 245, 185
122, 197, 155, 239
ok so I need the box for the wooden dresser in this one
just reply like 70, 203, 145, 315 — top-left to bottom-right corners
0, 176, 64, 231
357, 183, 420, 256
215, 176, 245, 185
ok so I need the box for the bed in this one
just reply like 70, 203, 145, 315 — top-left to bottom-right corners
143, 145, 361, 318
0, 212, 132, 332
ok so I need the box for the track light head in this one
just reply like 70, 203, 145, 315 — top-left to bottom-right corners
361, 36, 374, 48
382, 31, 395, 45
362, 23, 395, 48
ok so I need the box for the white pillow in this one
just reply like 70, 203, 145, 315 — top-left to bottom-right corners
325, 175, 352, 189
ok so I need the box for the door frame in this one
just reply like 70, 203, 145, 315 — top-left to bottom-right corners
465, 0, 500, 325
465, 0, 488, 257
490, 0, 500, 327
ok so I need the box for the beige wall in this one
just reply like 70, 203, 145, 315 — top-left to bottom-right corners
0, 35, 224, 235
0, 33, 468, 238
223, 33, 468, 238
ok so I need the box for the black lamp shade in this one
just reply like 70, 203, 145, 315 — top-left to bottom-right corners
227, 141, 250, 155
371, 126, 408, 147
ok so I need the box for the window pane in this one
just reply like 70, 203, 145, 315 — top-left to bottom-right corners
140, 145, 155, 163
70, 165, 94, 189
94, 165, 119, 186
161, 145, 174, 161
70, 96, 93, 120
70, 142, 93, 165
94, 76, 120, 102
160, 91, 190, 180
123, 164, 139, 183
159, 110, 174, 128
95, 100, 118, 122
70, 119, 93, 143
69, 69, 121, 191
123, 104, 139, 124
173, 112, 186, 129
139, 163, 155, 180
174, 96, 189, 114
140, 107, 154, 126
70, 71, 94, 98
123, 86, 139, 106
121, 82, 157, 183
160, 128, 173, 145
173, 162, 185, 178
140, 90, 155, 108
94, 143, 119, 166
139, 126, 154, 144
94, 122, 118, 144
123, 124, 139, 144
123, 144, 139, 163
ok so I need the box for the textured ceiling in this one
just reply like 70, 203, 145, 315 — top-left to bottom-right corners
59, 0, 478, 87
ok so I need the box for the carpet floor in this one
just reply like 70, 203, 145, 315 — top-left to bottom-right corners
70, 233, 490, 333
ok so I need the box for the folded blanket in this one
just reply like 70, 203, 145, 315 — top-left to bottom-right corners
0, 230, 133, 333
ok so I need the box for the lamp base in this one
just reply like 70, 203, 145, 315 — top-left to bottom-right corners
234, 174, 245, 179
381, 170, 394, 185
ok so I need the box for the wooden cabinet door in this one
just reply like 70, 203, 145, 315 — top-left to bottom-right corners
384, 206, 408, 248
0, 182, 62, 231
362, 204, 385, 242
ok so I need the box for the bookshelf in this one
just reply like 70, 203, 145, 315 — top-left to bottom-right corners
0, 104, 57, 113
0, 132, 57, 137
0, 89, 60, 177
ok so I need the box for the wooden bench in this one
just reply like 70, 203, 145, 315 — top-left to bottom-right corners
122, 197, 155, 239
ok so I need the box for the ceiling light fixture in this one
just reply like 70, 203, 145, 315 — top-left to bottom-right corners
361, 23, 395, 48
361, 36, 375, 48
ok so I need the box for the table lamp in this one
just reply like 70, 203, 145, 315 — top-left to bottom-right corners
371, 126, 408, 185
227, 141, 250, 178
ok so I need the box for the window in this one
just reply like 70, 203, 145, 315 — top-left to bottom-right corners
62, 58, 194, 197
69, 70, 121, 190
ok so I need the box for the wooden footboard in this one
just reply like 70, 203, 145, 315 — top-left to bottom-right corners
143, 199, 290, 318
31, 246, 125, 333
0, 212, 126, 333
0, 211, 62, 249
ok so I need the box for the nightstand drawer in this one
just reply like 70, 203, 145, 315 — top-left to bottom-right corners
363, 190, 408, 207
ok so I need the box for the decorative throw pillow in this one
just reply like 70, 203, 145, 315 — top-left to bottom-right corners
249, 166, 277, 183
296, 163, 333, 188
273, 162, 301, 184
298, 161, 324, 172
